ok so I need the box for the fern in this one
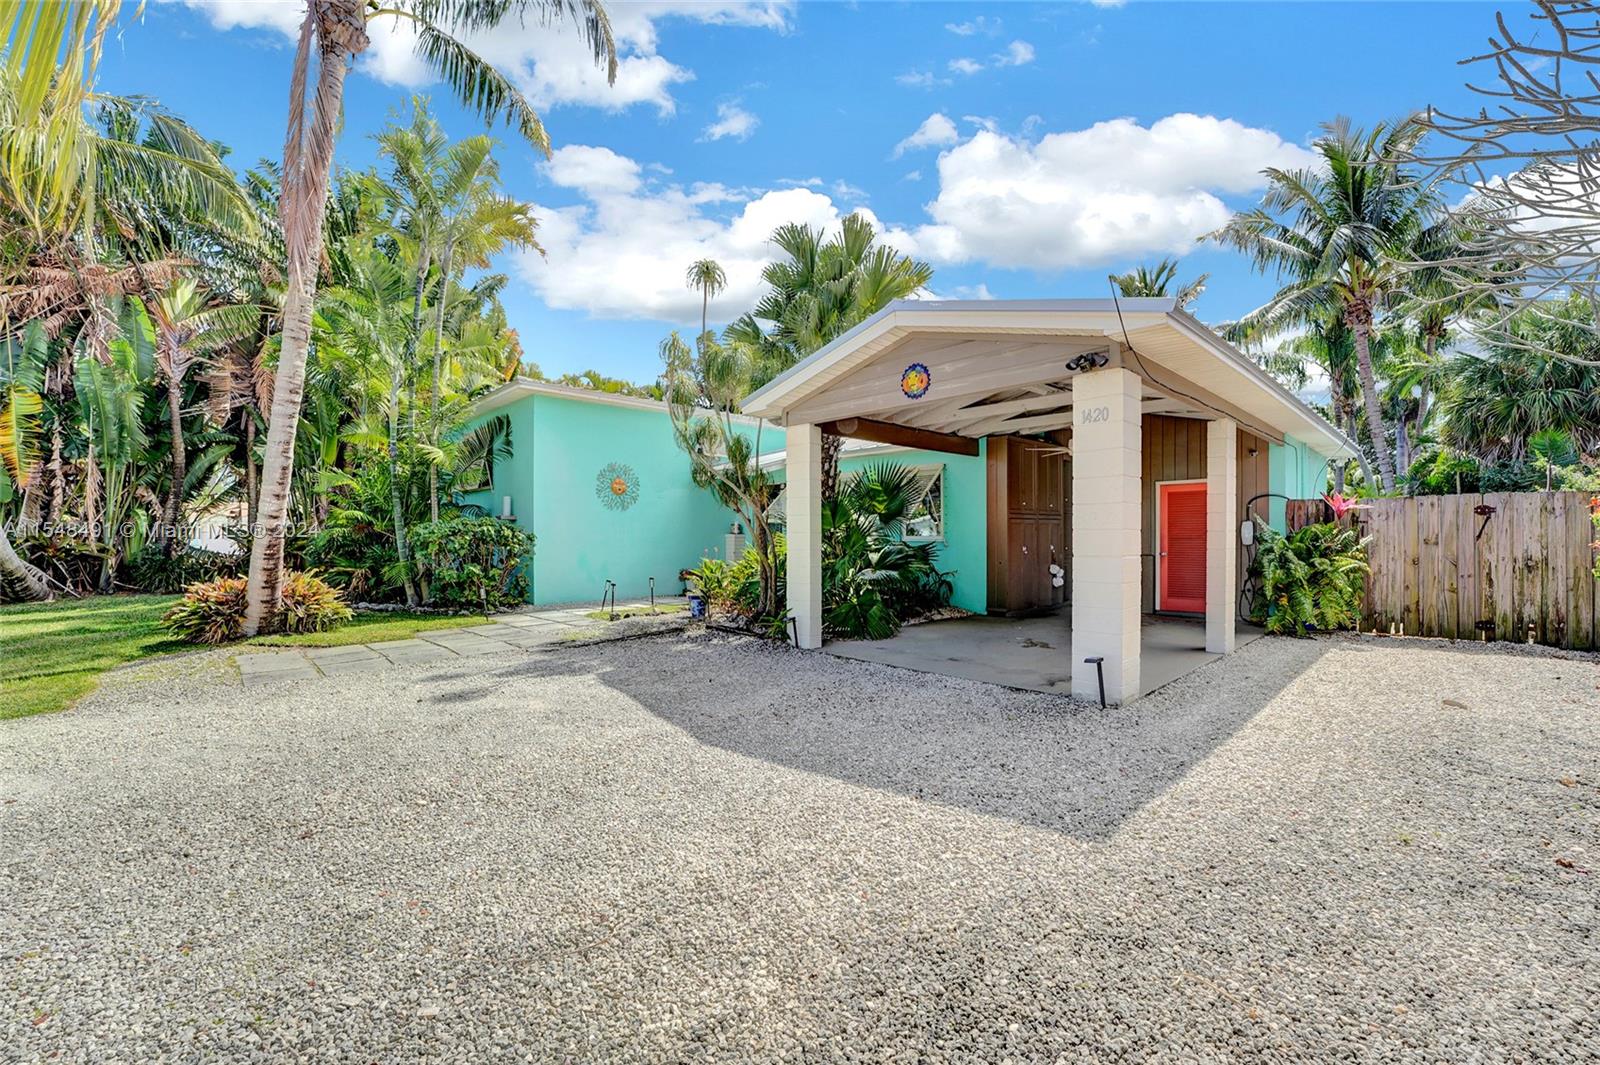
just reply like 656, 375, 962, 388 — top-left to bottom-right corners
1252, 519, 1369, 636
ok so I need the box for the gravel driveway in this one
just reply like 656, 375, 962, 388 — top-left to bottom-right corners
3, 632, 1597, 1062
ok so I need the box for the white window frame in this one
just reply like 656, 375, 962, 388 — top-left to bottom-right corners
903, 463, 946, 543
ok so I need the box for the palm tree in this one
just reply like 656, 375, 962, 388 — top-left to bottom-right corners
685, 258, 727, 348
1111, 258, 1209, 308
0, 321, 53, 599
662, 330, 779, 618
1252, 311, 1369, 491
750, 214, 933, 498
1, 2, 124, 125
421, 135, 538, 518
320, 242, 424, 607
0, 53, 252, 599
1212, 117, 1436, 493
204, 339, 273, 527
242, 0, 617, 635
1438, 297, 1600, 461
146, 280, 257, 552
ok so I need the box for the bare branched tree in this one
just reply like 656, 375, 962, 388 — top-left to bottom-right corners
1415, 0, 1600, 363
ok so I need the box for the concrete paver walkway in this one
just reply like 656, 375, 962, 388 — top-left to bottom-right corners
235, 601, 682, 688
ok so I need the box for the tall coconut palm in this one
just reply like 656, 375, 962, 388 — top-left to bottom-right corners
242, 0, 617, 635
205, 340, 273, 526
0, 1, 123, 125
685, 258, 727, 348
145, 280, 258, 552
1256, 312, 1370, 490
1212, 116, 1436, 493
1389, 213, 1500, 473
376, 98, 450, 438
1111, 258, 1209, 309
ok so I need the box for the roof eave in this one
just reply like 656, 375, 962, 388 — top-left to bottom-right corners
1163, 309, 1358, 460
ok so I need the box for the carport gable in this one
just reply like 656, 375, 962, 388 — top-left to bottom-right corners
743, 299, 1355, 461
784, 332, 1113, 429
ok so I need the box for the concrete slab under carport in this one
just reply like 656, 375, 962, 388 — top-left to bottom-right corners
824, 613, 1264, 699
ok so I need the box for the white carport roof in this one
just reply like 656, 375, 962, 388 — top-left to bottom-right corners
741, 299, 1355, 459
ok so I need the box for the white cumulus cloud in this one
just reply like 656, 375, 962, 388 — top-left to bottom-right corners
892, 113, 960, 158
176, 0, 791, 115
948, 57, 984, 76
700, 101, 760, 142
998, 40, 1035, 66
896, 113, 1317, 270
520, 144, 884, 322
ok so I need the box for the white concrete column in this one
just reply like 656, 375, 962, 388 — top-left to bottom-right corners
1071, 367, 1142, 704
785, 422, 823, 649
1206, 417, 1239, 654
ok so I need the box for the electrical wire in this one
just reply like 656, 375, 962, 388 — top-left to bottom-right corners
1105, 282, 1285, 446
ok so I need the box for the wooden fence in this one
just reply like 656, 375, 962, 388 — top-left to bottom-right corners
1285, 492, 1600, 650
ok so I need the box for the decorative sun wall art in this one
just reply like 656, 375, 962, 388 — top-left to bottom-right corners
900, 362, 932, 399
596, 463, 641, 511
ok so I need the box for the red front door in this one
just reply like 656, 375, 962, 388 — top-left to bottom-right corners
1159, 482, 1207, 613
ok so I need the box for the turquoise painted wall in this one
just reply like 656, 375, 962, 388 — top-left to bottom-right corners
464, 392, 751, 605
763, 437, 989, 615
1267, 434, 1329, 531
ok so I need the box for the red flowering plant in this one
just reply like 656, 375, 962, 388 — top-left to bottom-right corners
1322, 492, 1370, 522
1590, 496, 1600, 580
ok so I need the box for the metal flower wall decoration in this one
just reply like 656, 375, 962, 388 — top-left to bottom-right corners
596, 462, 640, 511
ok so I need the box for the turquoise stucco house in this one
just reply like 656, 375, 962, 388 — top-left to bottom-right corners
464, 376, 1328, 612
460, 380, 759, 606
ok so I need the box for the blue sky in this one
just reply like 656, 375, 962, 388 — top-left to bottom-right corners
102, 2, 1508, 384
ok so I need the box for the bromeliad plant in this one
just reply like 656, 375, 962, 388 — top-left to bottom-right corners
163, 570, 351, 644
1321, 491, 1369, 521
1251, 519, 1370, 635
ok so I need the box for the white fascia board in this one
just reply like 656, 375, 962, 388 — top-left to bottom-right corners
472, 377, 767, 426
740, 297, 1177, 421
1163, 310, 1357, 460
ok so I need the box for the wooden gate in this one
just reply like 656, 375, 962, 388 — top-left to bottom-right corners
1284, 492, 1600, 649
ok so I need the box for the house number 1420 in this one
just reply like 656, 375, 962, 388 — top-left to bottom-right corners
1079, 406, 1110, 425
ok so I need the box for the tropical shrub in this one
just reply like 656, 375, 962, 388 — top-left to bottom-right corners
1251, 520, 1369, 636
301, 463, 418, 602
164, 571, 351, 644
163, 576, 250, 644
18, 535, 108, 595
686, 555, 751, 612
275, 571, 355, 634
1406, 443, 1600, 496
128, 545, 244, 594
685, 462, 953, 640
821, 463, 952, 639
409, 515, 533, 610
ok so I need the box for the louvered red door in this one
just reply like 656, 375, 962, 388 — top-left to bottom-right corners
1159, 482, 1206, 613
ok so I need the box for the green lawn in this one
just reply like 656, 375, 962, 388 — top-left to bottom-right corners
243, 610, 486, 648
1, 594, 187, 721
2, 595, 487, 719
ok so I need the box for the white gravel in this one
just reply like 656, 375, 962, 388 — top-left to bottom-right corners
2, 631, 1597, 1062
